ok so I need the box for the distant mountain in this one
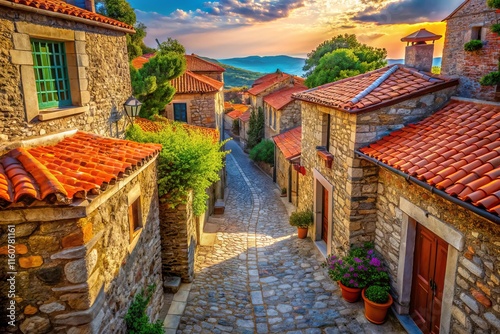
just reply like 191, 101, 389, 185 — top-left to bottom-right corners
218, 55, 306, 77
388, 57, 442, 67
201, 57, 264, 88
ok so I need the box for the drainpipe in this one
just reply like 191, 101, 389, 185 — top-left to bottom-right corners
355, 151, 500, 225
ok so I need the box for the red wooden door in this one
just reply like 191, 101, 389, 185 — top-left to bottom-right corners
321, 187, 329, 243
410, 223, 448, 334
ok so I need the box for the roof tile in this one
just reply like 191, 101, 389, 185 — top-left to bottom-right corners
264, 84, 307, 110
172, 71, 223, 94
273, 127, 302, 160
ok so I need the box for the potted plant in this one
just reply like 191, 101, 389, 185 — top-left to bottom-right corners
362, 284, 393, 324
280, 187, 287, 197
289, 210, 313, 239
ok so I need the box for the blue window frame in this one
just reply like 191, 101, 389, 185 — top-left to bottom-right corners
174, 103, 187, 122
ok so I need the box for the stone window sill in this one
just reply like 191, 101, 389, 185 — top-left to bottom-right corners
38, 106, 88, 121
128, 228, 143, 254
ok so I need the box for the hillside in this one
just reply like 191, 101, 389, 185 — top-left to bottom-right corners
218, 55, 306, 77
201, 57, 264, 88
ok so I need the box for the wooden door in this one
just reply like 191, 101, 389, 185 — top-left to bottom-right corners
321, 187, 329, 244
410, 223, 448, 334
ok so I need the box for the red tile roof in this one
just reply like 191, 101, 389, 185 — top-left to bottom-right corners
239, 110, 251, 122
248, 72, 304, 96
135, 117, 219, 142
293, 65, 458, 113
273, 127, 302, 160
3, 0, 134, 31
264, 84, 307, 110
186, 54, 225, 73
0, 132, 161, 209
359, 99, 500, 216
401, 29, 442, 43
172, 71, 223, 94
225, 104, 250, 119
131, 53, 155, 70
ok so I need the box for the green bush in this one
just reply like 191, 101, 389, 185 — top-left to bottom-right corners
491, 23, 500, 36
249, 139, 274, 165
487, 0, 500, 9
480, 71, 500, 86
464, 40, 483, 52
125, 285, 164, 334
289, 210, 314, 228
365, 285, 390, 304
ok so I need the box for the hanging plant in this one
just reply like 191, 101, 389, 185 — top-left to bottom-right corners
480, 71, 500, 86
487, 0, 500, 9
491, 24, 500, 36
464, 40, 483, 51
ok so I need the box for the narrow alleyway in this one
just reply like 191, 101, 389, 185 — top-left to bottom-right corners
177, 138, 405, 334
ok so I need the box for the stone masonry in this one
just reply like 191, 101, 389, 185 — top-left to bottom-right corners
0, 162, 163, 333
265, 101, 301, 139
0, 7, 131, 143
165, 91, 224, 130
441, 0, 500, 101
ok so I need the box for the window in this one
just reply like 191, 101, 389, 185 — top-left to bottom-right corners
471, 26, 482, 41
273, 110, 277, 129
128, 197, 142, 242
174, 103, 187, 122
31, 40, 72, 109
322, 113, 331, 151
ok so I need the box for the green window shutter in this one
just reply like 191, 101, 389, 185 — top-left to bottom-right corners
31, 39, 72, 109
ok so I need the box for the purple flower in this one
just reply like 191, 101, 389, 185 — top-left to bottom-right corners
343, 273, 351, 278
357, 265, 366, 271
353, 273, 358, 277
354, 257, 362, 263
370, 257, 381, 267
349, 266, 354, 272
367, 249, 374, 255
338, 260, 343, 265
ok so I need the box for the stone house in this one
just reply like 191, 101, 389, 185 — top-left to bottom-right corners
0, 131, 163, 333
238, 109, 251, 148
0, 0, 134, 143
272, 126, 302, 206
441, 0, 500, 101
293, 1, 500, 332
223, 102, 249, 136
133, 54, 226, 134
247, 71, 304, 110
263, 84, 306, 139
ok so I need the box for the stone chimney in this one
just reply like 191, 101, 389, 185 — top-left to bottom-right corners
401, 29, 442, 72
66, 0, 96, 12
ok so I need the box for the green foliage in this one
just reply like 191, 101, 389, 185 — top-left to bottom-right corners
232, 119, 240, 135
303, 34, 387, 87
464, 40, 483, 52
289, 210, 314, 228
431, 66, 441, 75
365, 285, 390, 304
126, 120, 229, 216
491, 24, 500, 36
157, 38, 186, 55
480, 71, 500, 86
247, 107, 264, 149
487, 0, 500, 9
281, 187, 287, 195
131, 50, 186, 119
249, 139, 274, 165
125, 285, 164, 334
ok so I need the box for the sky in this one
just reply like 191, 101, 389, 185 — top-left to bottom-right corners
129, 0, 465, 59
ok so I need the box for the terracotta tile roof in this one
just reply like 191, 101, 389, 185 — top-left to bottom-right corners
0, 132, 161, 209
172, 71, 223, 94
135, 117, 219, 142
273, 127, 302, 160
293, 65, 458, 113
3, 0, 134, 30
225, 104, 250, 119
131, 53, 155, 70
359, 99, 500, 216
264, 84, 307, 110
247, 72, 299, 96
186, 54, 225, 73
239, 110, 251, 122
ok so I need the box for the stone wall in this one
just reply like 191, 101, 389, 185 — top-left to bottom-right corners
166, 91, 221, 129
275, 149, 289, 194
298, 87, 456, 254
0, 8, 131, 143
441, 0, 500, 101
0, 162, 163, 333
279, 101, 301, 133
375, 167, 500, 333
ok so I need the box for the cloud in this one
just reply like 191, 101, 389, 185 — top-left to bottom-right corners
340, 25, 357, 29
203, 0, 306, 22
353, 0, 463, 25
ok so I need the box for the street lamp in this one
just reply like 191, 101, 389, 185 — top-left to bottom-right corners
123, 96, 142, 124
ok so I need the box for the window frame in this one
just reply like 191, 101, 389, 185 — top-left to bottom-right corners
127, 184, 143, 246
173, 102, 188, 122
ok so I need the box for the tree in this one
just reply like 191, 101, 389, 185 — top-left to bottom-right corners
157, 38, 186, 55
303, 34, 387, 88
130, 49, 186, 119
247, 107, 264, 149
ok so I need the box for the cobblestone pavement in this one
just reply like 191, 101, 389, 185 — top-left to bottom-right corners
177, 139, 405, 334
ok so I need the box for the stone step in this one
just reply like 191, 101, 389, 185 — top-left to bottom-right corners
163, 276, 181, 293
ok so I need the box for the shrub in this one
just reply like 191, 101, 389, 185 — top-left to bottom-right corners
492, 23, 500, 36
480, 71, 500, 86
249, 139, 274, 165
125, 285, 164, 334
281, 187, 287, 195
365, 285, 390, 304
289, 210, 314, 228
487, 0, 500, 9
464, 40, 483, 52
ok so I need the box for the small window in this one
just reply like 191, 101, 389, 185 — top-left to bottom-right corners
31, 39, 72, 109
173, 103, 187, 122
322, 113, 331, 151
273, 110, 277, 129
128, 197, 142, 242
471, 27, 482, 41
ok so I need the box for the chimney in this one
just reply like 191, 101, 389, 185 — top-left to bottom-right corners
401, 29, 442, 72
66, 0, 96, 12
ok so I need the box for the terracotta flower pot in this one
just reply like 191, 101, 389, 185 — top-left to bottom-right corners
297, 227, 308, 239
362, 289, 393, 324
338, 281, 362, 303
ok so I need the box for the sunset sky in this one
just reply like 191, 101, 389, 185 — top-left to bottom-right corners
129, 0, 465, 59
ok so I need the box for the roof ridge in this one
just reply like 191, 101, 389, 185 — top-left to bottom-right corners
351, 65, 399, 104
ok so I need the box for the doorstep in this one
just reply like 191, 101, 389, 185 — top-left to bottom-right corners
163, 283, 192, 333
